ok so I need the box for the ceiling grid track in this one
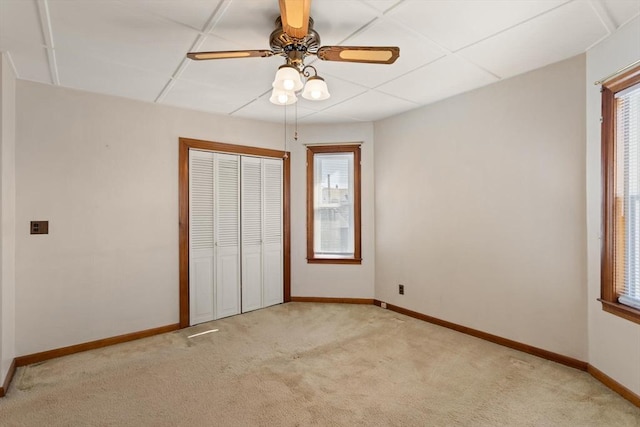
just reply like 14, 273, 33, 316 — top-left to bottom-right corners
588, 0, 617, 33
155, 0, 234, 103
35, 0, 60, 86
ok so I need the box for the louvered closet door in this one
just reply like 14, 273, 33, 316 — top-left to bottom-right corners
189, 150, 215, 325
241, 157, 263, 312
263, 158, 284, 308
215, 153, 241, 319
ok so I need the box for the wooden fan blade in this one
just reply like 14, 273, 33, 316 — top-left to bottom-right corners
316, 46, 400, 64
187, 50, 274, 60
279, 0, 311, 38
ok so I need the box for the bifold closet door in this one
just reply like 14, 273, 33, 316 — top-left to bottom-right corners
262, 158, 283, 308
189, 150, 215, 325
241, 157, 283, 311
214, 153, 241, 319
241, 156, 263, 312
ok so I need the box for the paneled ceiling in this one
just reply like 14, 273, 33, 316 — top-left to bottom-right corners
1, 0, 638, 124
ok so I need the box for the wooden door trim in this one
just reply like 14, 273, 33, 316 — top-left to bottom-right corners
179, 137, 291, 328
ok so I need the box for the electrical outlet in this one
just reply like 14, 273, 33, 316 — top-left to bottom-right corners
399, 284, 404, 295
381, 302, 387, 309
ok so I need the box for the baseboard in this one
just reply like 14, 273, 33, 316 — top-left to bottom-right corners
374, 300, 588, 371
588, 364, 640, 407
0, 358, 17, 397
14, 323, 180, 368
291, 297, 374, 304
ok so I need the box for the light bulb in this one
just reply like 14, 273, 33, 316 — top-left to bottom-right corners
283, 79, 295, 91
311, 90, 322, 99
277, 93, 289, 104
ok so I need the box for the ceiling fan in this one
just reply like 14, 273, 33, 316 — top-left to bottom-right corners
186, 0, 400, 105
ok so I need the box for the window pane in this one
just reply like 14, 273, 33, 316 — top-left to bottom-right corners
313, 153, 354, 257
616, 82, 640, 309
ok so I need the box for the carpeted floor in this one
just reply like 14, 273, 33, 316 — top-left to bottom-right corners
0, 303, 638, 426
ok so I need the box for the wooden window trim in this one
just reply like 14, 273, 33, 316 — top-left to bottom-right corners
306, 145, 362, 265
178, 137, 291, 328
600, 65, 640, 325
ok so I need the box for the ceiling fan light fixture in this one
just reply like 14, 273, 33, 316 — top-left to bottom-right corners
270, 88, 297, 105
301, 76, 330, 101
272, 65, 303, 92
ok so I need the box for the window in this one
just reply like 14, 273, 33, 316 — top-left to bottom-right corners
601, 65, 640, 324
306, 145, 361, 264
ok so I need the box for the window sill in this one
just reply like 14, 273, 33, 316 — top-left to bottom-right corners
307, 258, 362, 265
599, 299, 640, 325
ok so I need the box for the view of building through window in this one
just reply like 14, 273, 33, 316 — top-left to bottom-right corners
314, 153, 354, 256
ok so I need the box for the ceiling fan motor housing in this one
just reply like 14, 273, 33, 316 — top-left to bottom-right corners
270, 17, 320, 67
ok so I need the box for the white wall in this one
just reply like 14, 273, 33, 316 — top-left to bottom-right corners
290, 123, 375, 299
374, 55, 587, 360
0, 52, 17, 386
15, 81, 376, 356
586, 16, 640, 395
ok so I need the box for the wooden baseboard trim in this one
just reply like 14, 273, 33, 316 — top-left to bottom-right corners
14, 323, 180, 368
291, 297, 374, 304
0, 358, 17, 397
588, 364, 640, 407
374, 300, 588, 371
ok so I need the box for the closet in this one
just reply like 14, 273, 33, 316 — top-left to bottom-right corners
188, 149, 283, 326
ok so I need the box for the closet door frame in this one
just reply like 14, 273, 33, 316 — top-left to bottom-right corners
178, 137, 291, 328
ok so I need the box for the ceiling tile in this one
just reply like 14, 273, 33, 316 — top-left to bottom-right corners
376, 55, 498, 104
0, 0, 44, 48
208, 0, 280, 49
357, 0, 404, 14
309, 1, 381, 45
320, 90, 418, 121
161, 78, 255, 115
317, 18, 445, 88
180, 34, 282, 92
48, 0, 199, 76
231, 92, 317, 123
602, 0, 640, 27
121, 0, 224, 31
298, 110, 363, 124
296, 76, 369, 112
56, 50, 169, 102
6, 46, 52, 84
457, 1, 609, 79
387, 0, 569, 51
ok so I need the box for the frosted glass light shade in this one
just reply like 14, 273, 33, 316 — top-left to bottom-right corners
272, 65, 303, 92
269, 88, 297, 105
301, 76, 330, 101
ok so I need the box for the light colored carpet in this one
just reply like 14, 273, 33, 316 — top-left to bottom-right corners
0, 303, 638, 426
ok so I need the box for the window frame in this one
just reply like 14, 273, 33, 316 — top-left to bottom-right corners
600, 64, 640, 325
306, 144, 362, 265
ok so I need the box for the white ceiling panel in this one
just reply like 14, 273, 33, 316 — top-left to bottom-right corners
316, 18, 446, 88
6, 46, 52, 84
161, 78, 255, 115
298, 110, 364, 124
387, 0, 570, 51
48, 0, 199, 76
457, 1, 609, 79
602, 0, 640, 27
377, 55, 498, 104
321, 90, 418, 121
309, 1, 381, 45
179, 34, 282, 92
208, 0, 279, 49
0, 0, 44, 48
2, 0, 633, 124
231, 91, 317, 123
295, 75, 369, 112
358, 0, 404, 14
119, 0, 223, 31
56, 50, 169, 102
